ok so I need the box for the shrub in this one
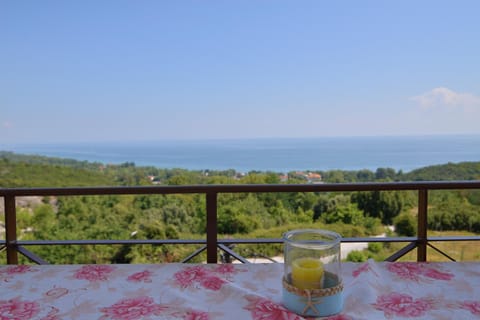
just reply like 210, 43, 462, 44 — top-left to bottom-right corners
346, 250, 367, 262
394, 213, 416, 237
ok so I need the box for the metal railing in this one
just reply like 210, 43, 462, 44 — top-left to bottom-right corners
2, 181, 480, 264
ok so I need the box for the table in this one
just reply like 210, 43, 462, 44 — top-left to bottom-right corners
1, 260, 479, 319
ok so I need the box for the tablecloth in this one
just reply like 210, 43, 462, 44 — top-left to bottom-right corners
1, 260, 479, 319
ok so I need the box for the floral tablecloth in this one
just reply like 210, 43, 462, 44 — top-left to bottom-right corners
1, 260, 479, 319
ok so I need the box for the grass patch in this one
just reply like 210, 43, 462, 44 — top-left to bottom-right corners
365, 230, 480, 262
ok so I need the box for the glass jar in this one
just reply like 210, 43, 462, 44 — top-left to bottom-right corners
282, 229, 343, 317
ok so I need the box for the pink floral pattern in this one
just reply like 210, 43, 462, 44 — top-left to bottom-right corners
179, 310, 210, 320
0, 262, 479, 319
244, 295, 303, 320
0, 265, 37, 282
387, 262, 454, 282
99, 296, 166, 320
174, 266, 226, 291
352, 262, 370, 278
127, 270, 152, 283
5, 265, 36, 275
460, 301, 480, 315
100, 296, 211, 320
74, 265, 115, 282
0, 298, 40, 320
174, 266, 209, 288
372, 292, 436, 317
214, 264, 237, 275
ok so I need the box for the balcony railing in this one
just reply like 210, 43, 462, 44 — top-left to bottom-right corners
2, 181, 480, 265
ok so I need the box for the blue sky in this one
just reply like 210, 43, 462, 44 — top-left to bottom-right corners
1, 1, 480, 144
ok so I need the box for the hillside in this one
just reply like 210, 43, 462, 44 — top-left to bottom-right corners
0, 156, 114, 187
2, 150, 480, 186
403, 161, 480, 181
1, 152, 479, 264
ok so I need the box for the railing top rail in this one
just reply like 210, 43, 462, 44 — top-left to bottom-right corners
2, 180, 480, 196
2, 180, 480, 264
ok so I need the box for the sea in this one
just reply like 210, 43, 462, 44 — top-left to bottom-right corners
2, 135, 480, 173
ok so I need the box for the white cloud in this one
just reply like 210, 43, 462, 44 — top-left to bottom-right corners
411, 87, 480, 110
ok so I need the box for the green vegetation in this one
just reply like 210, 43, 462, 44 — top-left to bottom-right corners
1, 151, 479, 264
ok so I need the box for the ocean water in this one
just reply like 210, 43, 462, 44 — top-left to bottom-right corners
2, 135, 480, 173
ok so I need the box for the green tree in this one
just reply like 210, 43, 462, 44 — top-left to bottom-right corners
352, 191, 403, 225
31, 204, 56, 235
394, 213, 417, 237
324, 170, 345, 183
375, 168, 397, 181
357, 169, 375, 182
322, 203, 364, 226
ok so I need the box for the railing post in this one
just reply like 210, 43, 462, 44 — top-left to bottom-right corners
4, 195, 18, 264
206, 192, 218, 263
417, 189, 428, 262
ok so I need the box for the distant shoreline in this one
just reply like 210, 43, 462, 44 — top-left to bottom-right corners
2, 135, 480, 173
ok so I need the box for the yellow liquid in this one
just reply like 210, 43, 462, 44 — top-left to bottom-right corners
291, 257, 324, 290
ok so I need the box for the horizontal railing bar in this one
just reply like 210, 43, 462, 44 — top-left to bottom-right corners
341, 237, 417, 243
219, 238, 282, 244
428, 236, 480, 242
15, 236, 477, 248
218, 237, 419, 244
17, 239, 206, 246
2, 181, 480, 197
222, 237, 480, 244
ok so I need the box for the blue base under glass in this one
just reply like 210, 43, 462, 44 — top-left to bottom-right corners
282, 273, 343, 317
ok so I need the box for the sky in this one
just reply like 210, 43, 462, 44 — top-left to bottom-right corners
1, 1, 480, 144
